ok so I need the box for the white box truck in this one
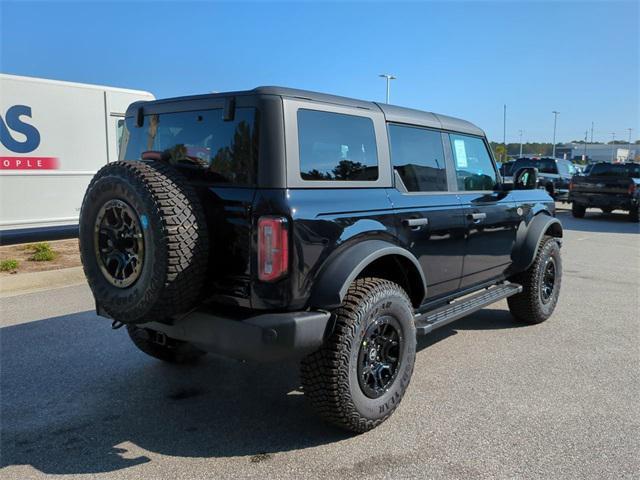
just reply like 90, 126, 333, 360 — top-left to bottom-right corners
0, 74, 154, 243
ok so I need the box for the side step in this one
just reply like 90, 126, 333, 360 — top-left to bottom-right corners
415, 282, 522, 335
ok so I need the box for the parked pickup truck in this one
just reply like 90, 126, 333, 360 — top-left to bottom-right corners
569, 162, 640, 222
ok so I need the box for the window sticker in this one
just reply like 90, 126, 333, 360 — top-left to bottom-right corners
454, 139, 468, 168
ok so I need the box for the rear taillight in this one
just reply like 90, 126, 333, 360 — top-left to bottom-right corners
569, 179, 574, 191
629, 183, 637, 195
258, 216, 289, 282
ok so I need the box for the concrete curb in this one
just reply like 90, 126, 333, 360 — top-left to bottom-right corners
0, 266, 87, 298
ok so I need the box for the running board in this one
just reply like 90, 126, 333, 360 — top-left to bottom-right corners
415, 283, 522, 335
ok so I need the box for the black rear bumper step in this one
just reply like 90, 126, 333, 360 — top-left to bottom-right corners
415, 282, 522, 335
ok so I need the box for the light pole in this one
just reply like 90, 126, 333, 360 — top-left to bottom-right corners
551, 111, 559, 158
518, 129, 523, 158
627, 128, 633, 161
590, 121, 594, 143
583, 130, 588, 161
379, 74, 396, 103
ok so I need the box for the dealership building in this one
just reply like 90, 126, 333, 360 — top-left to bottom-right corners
555, 143, 638, 163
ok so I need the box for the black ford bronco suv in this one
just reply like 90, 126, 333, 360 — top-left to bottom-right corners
79, 87, 563, 433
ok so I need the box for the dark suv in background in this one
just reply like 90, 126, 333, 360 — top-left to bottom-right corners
502, 157, 577, 201
79, 87, 563, 433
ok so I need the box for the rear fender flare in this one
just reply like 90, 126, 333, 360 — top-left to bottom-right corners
308, 239, 426, 310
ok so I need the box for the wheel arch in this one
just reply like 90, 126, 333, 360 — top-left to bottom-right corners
510, 213, 563, 273
308, 239, 426, 310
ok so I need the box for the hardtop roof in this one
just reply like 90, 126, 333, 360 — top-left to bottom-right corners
131, 85, 485, 136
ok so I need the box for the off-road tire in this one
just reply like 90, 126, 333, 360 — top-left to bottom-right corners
508, 236, 561, 324
629, 206, 639, 223
127, 325, 206, 364
300, 278, 416, 433
571, 203, 586, 218
79, 161, 209, 323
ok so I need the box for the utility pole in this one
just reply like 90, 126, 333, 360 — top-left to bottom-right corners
627, 128, 633, 161
379, 74, 396, 104
610, 132, 616, 162
552, 111, 559, 158
518, 129, 523, 158
503, 105, 507, 161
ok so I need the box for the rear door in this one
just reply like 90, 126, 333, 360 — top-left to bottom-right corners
448, 133, 521, 288
386, 124, 466, 300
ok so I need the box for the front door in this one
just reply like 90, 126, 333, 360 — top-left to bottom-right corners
387, 125, 466, 300
447, 133, 520, 288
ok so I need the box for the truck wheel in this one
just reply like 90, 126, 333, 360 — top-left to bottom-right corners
571, 203, 586, 218
629, 206, 639, 223
79, 161, 209, 323
300, 278, 416, 433
127, 325, 206, 364
508, 236, 561, 324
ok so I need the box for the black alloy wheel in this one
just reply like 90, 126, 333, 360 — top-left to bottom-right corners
94, 199, 145, 288
539, 257, 557, 305
357, 316, 403, 399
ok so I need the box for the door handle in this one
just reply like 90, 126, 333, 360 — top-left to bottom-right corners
467, 212, 487, 222
403, 218, 429, 229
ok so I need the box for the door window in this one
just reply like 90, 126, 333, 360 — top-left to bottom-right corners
297, 109, 378, 181
388, 124, 447, 192
450, 134, 497, 191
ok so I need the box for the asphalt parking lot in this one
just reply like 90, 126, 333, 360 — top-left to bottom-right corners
1, 206, 638, 480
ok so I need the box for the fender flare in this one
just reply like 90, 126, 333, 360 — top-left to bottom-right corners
511, 213, 563, 273
309, 239, 426, 310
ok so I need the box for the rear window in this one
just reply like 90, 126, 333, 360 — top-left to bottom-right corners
120, 107, 258, 186
297, 109, 378, 181
591, 163, 640, 177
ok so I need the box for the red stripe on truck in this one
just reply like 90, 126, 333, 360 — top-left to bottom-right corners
0, 157, 59, 170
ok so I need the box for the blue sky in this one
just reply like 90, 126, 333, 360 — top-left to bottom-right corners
1, 1, 638, 144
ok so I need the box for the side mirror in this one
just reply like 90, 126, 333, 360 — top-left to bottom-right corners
513, 167, 538, 190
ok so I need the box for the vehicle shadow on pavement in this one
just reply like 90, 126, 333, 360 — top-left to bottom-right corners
0, 311, 350, 475
1, 308, 525, 475
555, 209, 640, 234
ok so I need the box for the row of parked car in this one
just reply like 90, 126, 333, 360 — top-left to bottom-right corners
499, 158, 640, 222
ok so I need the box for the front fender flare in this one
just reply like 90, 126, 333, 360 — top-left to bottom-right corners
511, 213, 563, 273
309, 239, 426, 310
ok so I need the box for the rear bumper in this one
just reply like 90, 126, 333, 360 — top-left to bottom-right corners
136, 309, 332, 362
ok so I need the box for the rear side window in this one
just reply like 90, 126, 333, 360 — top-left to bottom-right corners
388, 124, 447, 192
121, 107, 258, 186
450, 134, 497, 191
297, 109, 378, 181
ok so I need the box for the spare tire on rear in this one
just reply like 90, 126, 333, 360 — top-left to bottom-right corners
79, 161, 209, 324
